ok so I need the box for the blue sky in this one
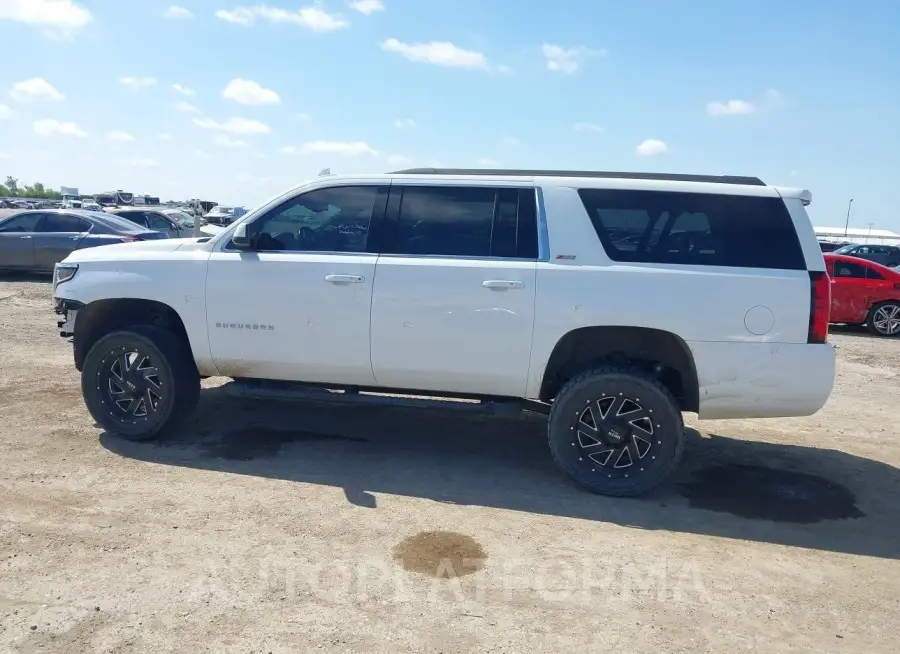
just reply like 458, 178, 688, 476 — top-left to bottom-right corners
1, 0, 899, 231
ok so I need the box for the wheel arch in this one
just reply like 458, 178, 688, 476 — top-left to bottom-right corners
73, 298, 195, 372
538, 326, 700, 412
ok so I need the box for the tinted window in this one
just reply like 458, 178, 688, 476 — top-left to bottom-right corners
579, 190, 806, 270
0, 213, 41, 232
383, 186, 538, 258
112, 211, 145, 227
833, 261, 867, 278
145, 213, 176, 231
41, 214, 89, 232
866, 267, 884, 280
252, 186, 382, 252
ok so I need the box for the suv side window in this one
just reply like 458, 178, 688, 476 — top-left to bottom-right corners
0, 213, 42, 232
578, 189, 806, 270
250, 185, 383, 253
41, 213, 89, 233
833, 260, 867, 278
145, 212, 176, 232
383, 186, 538, 259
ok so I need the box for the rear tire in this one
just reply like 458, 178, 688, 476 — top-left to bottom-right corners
81, 325, 200, 441
866, 301, 900, 337
548, 365, 685, 497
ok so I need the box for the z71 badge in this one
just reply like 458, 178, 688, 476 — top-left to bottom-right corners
215, 322, 275, 331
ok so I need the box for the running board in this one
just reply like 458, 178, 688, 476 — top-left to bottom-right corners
217, 379, 550, 417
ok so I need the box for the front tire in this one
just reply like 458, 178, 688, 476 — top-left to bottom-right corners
548, 365, 685, 497
866, 301, 900, 337
81, 325, 200, 440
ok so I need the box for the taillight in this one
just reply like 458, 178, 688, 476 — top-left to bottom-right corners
808, 271, 831, 344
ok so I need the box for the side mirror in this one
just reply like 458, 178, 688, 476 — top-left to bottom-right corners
231, 223, 252, 249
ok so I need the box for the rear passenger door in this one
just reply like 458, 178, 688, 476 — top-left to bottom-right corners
0, 212, 42, 268
828, 258, 869, 323
34, 213, 91, 270
370, 184, 538, 397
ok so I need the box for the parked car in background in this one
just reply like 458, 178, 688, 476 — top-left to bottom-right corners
160, 208, 198, 230
107, 207, 189, 239
203, 205, 246, 226
819, 241, 853, 252
0, 209, 169, 273
81, 202, 103, 212
825, 253, 900, 337
832, 243, 900, 267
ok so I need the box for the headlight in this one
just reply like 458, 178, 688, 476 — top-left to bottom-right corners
54, 262, 79, 285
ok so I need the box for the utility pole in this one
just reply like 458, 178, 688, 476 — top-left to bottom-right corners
843, 198, 854, 237
867, 222, 874, 244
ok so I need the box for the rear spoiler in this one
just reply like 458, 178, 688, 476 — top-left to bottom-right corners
774, 186, 812, 206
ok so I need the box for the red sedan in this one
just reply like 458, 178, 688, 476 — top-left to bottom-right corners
825, 253, 900, 336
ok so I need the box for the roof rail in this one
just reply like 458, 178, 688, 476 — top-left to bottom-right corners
389, 168, 766, 186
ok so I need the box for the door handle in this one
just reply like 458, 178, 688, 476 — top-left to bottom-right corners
324, 274, 365, 284
20, 235, 32, 240
482, 280, 524, 290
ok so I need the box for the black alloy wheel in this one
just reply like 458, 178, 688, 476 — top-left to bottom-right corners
81, 325, 200, 440
548, 365, 685, 497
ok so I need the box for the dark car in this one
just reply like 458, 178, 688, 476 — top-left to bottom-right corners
107, 207, 190, 239
832, 243, 900, 267
818, 240, 853, 252
0, 209, 168, 273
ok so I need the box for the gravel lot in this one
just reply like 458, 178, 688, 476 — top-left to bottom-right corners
2, 274, 899, 653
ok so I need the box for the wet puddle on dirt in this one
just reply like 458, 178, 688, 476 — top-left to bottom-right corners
678, 464, 865, 523
393, 531, 487, 578
203, 426, 367, 461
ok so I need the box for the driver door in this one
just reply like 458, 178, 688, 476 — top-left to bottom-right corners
205, 183, 388, 385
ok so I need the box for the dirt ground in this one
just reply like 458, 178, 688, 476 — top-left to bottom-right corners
1, 274, 899, 653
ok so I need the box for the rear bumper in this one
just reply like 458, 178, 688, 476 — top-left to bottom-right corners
689, 341, 836, 419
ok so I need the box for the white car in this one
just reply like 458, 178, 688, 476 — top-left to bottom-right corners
51, 168, 835, 496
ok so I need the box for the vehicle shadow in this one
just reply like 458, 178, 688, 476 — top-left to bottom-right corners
100, 386, 900, 561
0, 271, 52, 283
829, 324, 883, 340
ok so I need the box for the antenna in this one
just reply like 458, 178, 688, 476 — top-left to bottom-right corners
318, 168, 331, 176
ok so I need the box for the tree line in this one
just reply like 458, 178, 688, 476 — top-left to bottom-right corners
0, 176, 63, 200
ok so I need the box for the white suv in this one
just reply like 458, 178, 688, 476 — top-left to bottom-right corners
51, 169, 835, 496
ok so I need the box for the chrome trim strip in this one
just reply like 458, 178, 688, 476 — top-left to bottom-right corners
535, 185, 550, 262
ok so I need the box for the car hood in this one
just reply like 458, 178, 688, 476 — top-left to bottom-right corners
63, 237, 209, 263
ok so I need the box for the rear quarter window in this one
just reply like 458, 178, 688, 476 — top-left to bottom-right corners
578, 189, 807, 270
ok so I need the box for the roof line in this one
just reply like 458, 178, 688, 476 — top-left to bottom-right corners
389, 168, 766, 186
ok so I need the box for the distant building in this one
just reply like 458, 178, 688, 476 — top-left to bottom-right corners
815, 226, 900, 246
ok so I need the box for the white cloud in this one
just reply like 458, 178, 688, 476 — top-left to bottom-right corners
349, 0, 384, 14
380, 38, 489, 70
636, 139, 668, 156
282, 140, 377, 156
0, 0, 92, 37
194, 150, 211, 159
394, 117, 416, 129
163, 5, 193, 19
222, 78, 280, 105
108, 130, 136, 142
0, 104, 14, 119
574, 122, 603, 133
477, 157, 500, 166
33, 119, 87, 138
707, 99, 755, 116
193, 116, 272, 134
158, 133, 172, 140
387, 154, 411, 166
496, 64, 513, 74
215, 5, 349, 30
214, 134, 249, 148
120, 76, 158, 90
10, 78, 65, 102
542, 44, 601, 74
120, 157, 159, 168
172, 83, 196, 96
174, 101, 200, 113
501, 135, 520, 146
